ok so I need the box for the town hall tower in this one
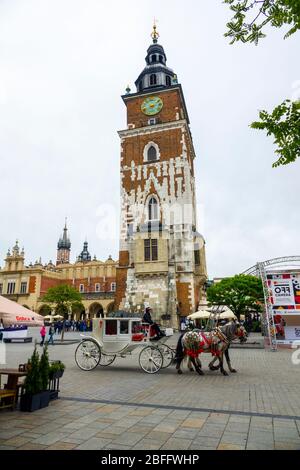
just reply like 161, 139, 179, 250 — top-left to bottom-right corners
115, 25, 207, 327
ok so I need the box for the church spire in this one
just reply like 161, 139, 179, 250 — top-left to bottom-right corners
134, 23, 177, 93
56, 219, 71, 265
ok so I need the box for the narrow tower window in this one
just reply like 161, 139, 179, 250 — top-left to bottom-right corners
147, 146, 157, 162
151, 55, 157, 63
166, 75, 171, 86
159, 55, 163, 63
150, 74, 157, 86
148, 197, 158, 221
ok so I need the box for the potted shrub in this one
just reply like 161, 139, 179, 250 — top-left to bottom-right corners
49, 361, 65, 380
39, 345, 50, 408
20, 345, 43, 412
48, 361, 65, 400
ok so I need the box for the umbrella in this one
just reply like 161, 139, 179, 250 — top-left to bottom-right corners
187, 310, 212, 320
0, 295, 44, 326
53, 315, 63, 320
43, 315, 54, 320
206, 306, 237, 320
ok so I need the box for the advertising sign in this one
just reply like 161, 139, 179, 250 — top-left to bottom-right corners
268, 273, 300, 314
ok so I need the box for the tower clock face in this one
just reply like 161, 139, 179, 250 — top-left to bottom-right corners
141, 96, 163, 116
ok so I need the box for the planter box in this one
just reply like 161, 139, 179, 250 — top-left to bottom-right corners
49, 390, 59, 400
20, 393, 41, 412
20, 391, 50, 412
40, 390, 50, 408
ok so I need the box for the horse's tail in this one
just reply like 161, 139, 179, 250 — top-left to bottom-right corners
174, 333, 185, 362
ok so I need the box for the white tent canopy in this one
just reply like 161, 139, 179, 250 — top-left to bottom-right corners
0, 296, 44, 326
188, 306, 237, 321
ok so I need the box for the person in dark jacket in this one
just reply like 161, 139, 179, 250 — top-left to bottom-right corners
142, 307, 165, 339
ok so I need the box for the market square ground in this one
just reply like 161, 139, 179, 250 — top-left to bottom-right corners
0, 329, 299, 450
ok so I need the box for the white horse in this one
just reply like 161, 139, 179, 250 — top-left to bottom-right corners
175, 321, 247, 376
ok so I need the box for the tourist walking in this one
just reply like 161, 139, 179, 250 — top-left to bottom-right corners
40, 325, 46, 346
48, 323, 55, 345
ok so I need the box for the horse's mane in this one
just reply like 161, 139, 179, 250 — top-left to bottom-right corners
220, 321, 239, 340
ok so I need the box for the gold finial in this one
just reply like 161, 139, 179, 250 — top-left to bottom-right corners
151, 18, 159, 44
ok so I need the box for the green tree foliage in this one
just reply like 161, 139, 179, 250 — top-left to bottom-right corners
224, 0, 300, 166
224, 0, 300, 44
206, 274, 264, 320
42, 284, 82, 340
42, 284, 82, 319
251, 99, 300, 166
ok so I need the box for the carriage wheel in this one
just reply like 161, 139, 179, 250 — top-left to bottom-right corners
99, 353, 116, 367
139, 346, 163, 374
75, 340, 101, 371
158, 344, 174, 369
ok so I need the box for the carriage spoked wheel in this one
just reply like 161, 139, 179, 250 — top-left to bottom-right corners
139, 346, 164, 374
157, 344, 174, 369
75, 339, 101, 371
99, 353, 116, 367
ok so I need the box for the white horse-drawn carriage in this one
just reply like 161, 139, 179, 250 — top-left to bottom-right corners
75, 317, 174, 374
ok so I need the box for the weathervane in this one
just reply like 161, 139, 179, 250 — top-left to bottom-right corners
151, 18, 159, 44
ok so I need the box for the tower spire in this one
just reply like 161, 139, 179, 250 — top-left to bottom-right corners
151, 19, 159, 44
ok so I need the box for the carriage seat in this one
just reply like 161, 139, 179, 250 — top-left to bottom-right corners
131, 333, 144, 342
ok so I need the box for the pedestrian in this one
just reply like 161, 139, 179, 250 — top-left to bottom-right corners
40, 324, 46, 346
48, 323, 55, 345
0, 318, 4, 342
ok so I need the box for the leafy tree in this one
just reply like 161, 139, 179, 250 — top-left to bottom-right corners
42, 284, 82, 340
206, 274, 264, 320
224, 0, 300, 166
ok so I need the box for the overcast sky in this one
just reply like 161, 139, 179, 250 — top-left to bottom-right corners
0, 0, 299, 278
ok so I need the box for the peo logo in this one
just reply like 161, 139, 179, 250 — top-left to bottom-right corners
291, 341, 300, 365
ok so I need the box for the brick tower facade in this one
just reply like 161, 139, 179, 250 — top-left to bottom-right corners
115, 26, 207, 327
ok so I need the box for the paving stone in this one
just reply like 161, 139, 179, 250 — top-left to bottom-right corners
67, 426, 101, 440
161, 438, 192, 450
17, 443, 48, 450
274, 441, 300, 450
112, 432, 145, 446
132, 439, 162, 450
145, 431, 173, 443
33, 432, 71, 446
192, 436, 221, 447
76, 438, 112, 450
172, 428, 199, 440
246, 442, 274, 450
218, 443, 246, 450
181, 418, 205, 429
47, 442, 77, 450
3, 436, 31, 447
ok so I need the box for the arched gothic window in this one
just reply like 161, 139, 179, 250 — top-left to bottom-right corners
166, 75, 171, 86
150, 74, 157, 86
147, 145, 157, 162
148, 197, 159, 221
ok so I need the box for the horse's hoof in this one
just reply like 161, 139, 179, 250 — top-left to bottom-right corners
189, 368, 194, 372
177, 369, 183, 375
197, 369, 204, 376
230, 369, 237, 373
222, 371, 229, 376
209, 366, 219, 371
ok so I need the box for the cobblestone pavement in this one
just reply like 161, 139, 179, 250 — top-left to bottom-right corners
0, 329, 300, 450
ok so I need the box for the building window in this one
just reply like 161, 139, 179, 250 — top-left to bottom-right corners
147, 145, 157, 162
148, 197, 159, 221
166, 75, 171, 86
144, 239, 158, 262
150, 74, 157, 86
194, 250, 200, 266
110, 282, 116, 292
151, 55, 157, 63
20, 282, 27, 294
95, 283, 101, 292
79, 284, 84, 293
7, 282, 16, 294
148, 118, 156, 126
0, 284, 2, 294
159, 55, 163, 63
